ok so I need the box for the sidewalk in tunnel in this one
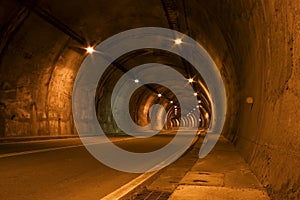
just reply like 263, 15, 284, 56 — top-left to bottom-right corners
168, 136, 270, 200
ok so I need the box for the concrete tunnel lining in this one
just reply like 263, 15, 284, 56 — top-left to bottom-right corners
0, 0, 299, 198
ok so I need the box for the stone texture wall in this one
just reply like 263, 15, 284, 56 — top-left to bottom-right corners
201, 1, 300, 199
0, 1, 80, 136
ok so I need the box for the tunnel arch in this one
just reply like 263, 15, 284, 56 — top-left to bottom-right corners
0, 0, 298, 198
93, 47, 213, 135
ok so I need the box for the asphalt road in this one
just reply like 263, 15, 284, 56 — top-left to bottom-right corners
0, 134, 191, 200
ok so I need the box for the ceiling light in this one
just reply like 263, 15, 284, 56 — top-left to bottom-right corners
188, 78, 194, 83
174, 38, 182, 45
193, 92, 198, 96
170, 101, 174, 104
205, 113, 209, 118
134, 79, 139, 83
85, 46, 95, 54
158, 94, 162, 97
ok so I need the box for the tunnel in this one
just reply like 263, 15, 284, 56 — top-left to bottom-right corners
0, 0, 299, 199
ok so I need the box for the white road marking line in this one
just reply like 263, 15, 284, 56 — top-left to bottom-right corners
101, 133, 201, 200
0, 133, 178, 159
0, 137, 80, 145
0, 137, 133, 159
0, 144, 85, 158
101, 171, 158, 200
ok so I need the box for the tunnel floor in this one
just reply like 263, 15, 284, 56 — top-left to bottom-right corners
0, 132, 270, 200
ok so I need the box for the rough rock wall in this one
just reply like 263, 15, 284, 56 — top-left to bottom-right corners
204, 1, 300, 199
0, 1, 82, 136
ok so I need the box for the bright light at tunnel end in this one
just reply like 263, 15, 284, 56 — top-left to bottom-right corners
72, 27, 227, 173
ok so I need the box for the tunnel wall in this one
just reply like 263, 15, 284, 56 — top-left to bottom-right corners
200, 1, 300, 199
178, 0, 299, 198
0, 0, 168, 137
0, 2, 79, 136
240, 2, 300, 198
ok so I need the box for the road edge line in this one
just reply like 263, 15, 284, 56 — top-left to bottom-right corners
101, 170, 159, 200
101, 133, 202, 200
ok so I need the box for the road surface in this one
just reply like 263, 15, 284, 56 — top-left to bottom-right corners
0, 133, 196, 200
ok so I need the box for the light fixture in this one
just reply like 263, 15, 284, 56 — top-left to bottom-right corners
188, 78, 194, 83
174, 38, 182, 45
134, 79, 139, 83
158, 94, 162, 97
198, 100, 201, 103
85, 46, 95, 54
174, 106, 177, 108
193, 92, 198, 96
170, 101, 174, 104
246, 97, 254, 104
196, 105, 199, 108
205, 113, 209, 118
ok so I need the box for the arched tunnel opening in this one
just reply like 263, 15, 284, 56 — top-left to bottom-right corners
0, 0, 299, 199
95, 48, 212, 136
